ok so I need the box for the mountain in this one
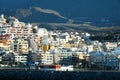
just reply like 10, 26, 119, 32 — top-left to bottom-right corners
0, 0, 120, 26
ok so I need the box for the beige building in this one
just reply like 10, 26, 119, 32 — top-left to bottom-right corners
72, 52, 86, 60
11, 38, 29, 54
38, 53, 53, 65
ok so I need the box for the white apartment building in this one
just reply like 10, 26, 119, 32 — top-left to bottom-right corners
104, 42, 117, 51
44, 53, 53, 65
15, 55, 27, 63
0, 15, 34, 38
1, 26, 33, 38
0, 14, 6, 23
87, 45, 94, 53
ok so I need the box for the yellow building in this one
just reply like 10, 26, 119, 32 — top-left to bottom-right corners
49, 45, 54, 50
42, 45, 48, 52
64, 43, 71, 48
42, 45, 54, 53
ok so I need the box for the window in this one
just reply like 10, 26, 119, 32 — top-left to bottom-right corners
14, 45, 17, 47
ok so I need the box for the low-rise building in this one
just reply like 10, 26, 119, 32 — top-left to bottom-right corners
15, 55, 27, 63
104, 42, 117, 51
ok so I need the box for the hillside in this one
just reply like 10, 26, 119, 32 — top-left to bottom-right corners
0, 0, 120, 31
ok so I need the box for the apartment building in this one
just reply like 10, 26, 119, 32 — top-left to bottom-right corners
15, 55, 27, 63
11, 38, 29, 54
104, 42, 117, 51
